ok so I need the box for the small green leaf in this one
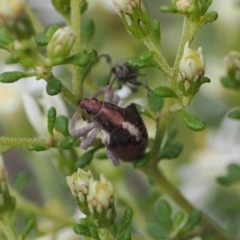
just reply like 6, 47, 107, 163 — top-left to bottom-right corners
73, 224, 91, 236
118, 229, 131, 240
228, 109, 240, 120
178, 210, 201, 236
151, 19, 161, 48
135, 104, 154, 120
221, 76, 236, 89
28, 144, 48, 151
0, 28, 14, 45
65, 53, 90, 66
55, 115, 69, 136
82, 18, 95, 43
173, 210, 185, 230
181, 110, 206, 131
47, 107, 57, 136
109, 223, 118, 238
127, 51, 156, 69
76, 151, 94, 168
35, 32, 48, 46
0, 71, 34, 83
119, 207, 133, 235
157, 199, 173, 232
148, 92, 164, 113
133, 153, 150, 168
201, 11, 218, 25
46, 75, 62, 96
46, 25, 60, 41
147, 222, 169, 239
58, 136, 76, 149
159, 142, 183, 160
216, 163, 240, 186
201, 0, 213, 15
153, 86, 179, 99
21, 219, 35, 240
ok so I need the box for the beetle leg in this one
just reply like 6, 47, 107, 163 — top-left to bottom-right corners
69, 112, 97, 138
81, 127, 101, 149
107, 149, 120, 166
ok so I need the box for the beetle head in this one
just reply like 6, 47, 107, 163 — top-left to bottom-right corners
79, 98, 102, 116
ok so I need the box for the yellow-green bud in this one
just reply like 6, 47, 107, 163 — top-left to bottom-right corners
47, 26, 75, 65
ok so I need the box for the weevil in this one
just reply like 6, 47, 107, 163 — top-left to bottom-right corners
69, 86, 148, 166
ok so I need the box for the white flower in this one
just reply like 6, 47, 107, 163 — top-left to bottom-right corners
179, 41, 205, 82
87, 174, 114, 214
66, 169, 93, 202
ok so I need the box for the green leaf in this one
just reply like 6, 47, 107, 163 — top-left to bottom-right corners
46, 25, 60, 41
119, 207, 133, 235
173, 210, 185, 230
46, 75, 62, 95
228, 109, 240, 120
201, 0, 213, 14
151, 19, 161, 48
153, 86, 179, 99
148, 92, 164, 113
159, 142, 183, 160
109, 223, 118, 238
135, 103, 154, 120
47, 107, 57, 136
28, 144, 48, 151
165, 128, 178, 145
73, 224, 91, 236
0, 71, 34, 83
127, 51, 156, 69
21, 219, 35, 240
0, 28, 14, 45
58, 136, 76, 149
157, 199, 173, 232
147, 222, 169, 239
133, 153, 150, 168
201, 11, 218, 25
216, 164, 240, 186
118, 229, 131, 240
178, 210, 201, 236
65, 53, 90, 66
76, 148, 99, 168
221, 76, 236, 89
181, 110, 206, 131
55, 115, 69, 136
82, 18, 95, 43
35, 31, 48, 46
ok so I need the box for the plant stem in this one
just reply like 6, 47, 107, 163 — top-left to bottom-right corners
143, 37, 171, 77
0, 219, 18, 240
25, 5, 43, 32
0, 137, 49, 148
71, 0, 82, 98
141, 165, 231, 240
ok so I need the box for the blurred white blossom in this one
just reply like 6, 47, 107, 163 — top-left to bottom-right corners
179, 113, 240, 207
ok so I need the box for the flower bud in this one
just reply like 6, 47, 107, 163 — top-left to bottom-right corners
111, 0, 151, 39
0, 0, 34, 40
87, 174, 116, 227
224, 51, 240, 88
178, 41, 206, 106
66, 169, 93, 214
47, 26, 75, 65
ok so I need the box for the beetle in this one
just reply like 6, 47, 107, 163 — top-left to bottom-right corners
69, 86, 148, 166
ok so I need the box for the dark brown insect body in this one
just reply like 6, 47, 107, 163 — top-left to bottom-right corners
79, 98, 148, 162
